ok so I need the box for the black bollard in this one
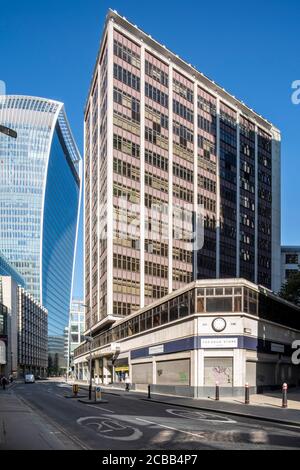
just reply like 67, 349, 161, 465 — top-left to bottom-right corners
282, 383, 288, 408
148, 384, 151, 399
215, 382, 220, 401
245, 383, 250, 404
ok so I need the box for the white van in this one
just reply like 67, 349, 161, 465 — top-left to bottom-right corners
24, 374, 35, 383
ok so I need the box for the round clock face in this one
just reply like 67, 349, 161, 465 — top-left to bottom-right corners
212, 317, 226, 332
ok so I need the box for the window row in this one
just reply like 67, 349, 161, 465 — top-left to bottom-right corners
145, 83, 168, 107
145, 261, 168, 279
145, 149, 169, 172
173, 99, 193, 123
113, 158, 140, 181
114, 40, 140, 69
145, 60, 168, 87
114, 64, 140, 91
113, 254, 140, 272
113, 134, 140, 158
173, 79, 193, 102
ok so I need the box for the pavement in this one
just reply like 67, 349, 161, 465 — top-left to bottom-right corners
70, 380, 300, 427
0, 385, 79, 450
2, 379, 300, 449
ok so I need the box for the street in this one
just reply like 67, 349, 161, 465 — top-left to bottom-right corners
1, 380, 300, 450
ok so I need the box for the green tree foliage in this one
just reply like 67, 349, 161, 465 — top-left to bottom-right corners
279, 272, 300, 306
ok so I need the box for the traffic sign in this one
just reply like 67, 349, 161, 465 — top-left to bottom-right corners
95, 386, 102, 402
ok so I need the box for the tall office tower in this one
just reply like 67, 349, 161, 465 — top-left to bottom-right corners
84, 10, 281, 334
0, 96, 82, 356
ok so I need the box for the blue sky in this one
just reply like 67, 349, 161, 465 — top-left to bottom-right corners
1, 0, 299, 298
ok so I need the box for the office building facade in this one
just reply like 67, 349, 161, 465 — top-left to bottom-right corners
0, 251, 25, 288
281, 246, 300, 287
0, 276, 47, 377
0, 95, 82, 354
67, 300, 85, 376
17, 286, 48, 377
74, 278, 300, 396
0, 301, 8, 375
84, 10, 281, 337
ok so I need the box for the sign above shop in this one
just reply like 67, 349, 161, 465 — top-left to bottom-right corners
201, 337, 238, 349
149, 345, 164, 355
271, 343, 285, 353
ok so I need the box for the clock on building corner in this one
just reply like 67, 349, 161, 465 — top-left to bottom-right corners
212, 317, 227, 332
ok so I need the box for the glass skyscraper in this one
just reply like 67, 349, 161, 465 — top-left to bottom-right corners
0, 95, 82, 352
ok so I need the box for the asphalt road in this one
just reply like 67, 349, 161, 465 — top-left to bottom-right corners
5, 380, 300, 450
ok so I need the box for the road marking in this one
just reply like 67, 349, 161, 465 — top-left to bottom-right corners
136, 418, 204, 439
77, 416, 143, 441
166, 408, 237, 424
85, 404, 114, 413
55, 394, 64, 399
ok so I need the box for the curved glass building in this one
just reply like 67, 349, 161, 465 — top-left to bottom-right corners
0, 96, 82, 358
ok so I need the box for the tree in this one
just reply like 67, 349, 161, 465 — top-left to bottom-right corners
54, 353, 59, 376
48, 354, 53, 376
279, 272, 300, 306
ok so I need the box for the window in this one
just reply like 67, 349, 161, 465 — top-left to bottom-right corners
169, 298, 179, 322
114, 40, 140, 68
113, 64, 140, 91
206, 297, 232, 313
113, 134, 140, 158
146, 310, 153, 330
173, 122, 193, 144
139, 313, 146, 332
145, 60, 168, 86
145, 83, 168, 107
178, 294, 189, 318
286, 254, 298, 265
173, 79, 193, 102
153, 307, 161, 328
161, 304, 169, 324
173, 100, 193, 122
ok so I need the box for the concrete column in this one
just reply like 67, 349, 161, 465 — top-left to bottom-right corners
216, 98, 221, 278
198, 349, 204, 387
95, 358, 100, 384
128, 354, 132, 383
233, 349, 246, 387
103, 357, 110, 385
190, 350, 198, 394
152, 358, 156, 385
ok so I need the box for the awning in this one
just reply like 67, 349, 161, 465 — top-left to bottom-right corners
115, 366, 129, 372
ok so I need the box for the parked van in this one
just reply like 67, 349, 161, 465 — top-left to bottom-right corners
24, 374, 35, 383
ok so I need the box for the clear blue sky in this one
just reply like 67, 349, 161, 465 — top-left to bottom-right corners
1, 0, 299, 298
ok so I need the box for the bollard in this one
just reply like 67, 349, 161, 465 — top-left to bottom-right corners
148, 384, 151, 399
245, 383, 250, 405
95, 386, 102, 402
215, 381, 220, 401
282, 382, 288, 408
73, 384, 78, 397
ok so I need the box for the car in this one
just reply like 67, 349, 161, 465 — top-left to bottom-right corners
24, 374, 35, 383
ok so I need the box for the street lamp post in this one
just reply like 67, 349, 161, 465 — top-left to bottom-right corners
84, 335, 93, 400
